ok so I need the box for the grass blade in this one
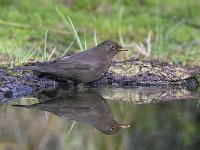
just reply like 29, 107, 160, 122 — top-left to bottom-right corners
47, 46, 57, 61
43, 29, 48, 61
60, 39, 75, 57
94, 27, 97, 46
67, 121, 76, 136
2, 43, 10, 62
20, 48, 36, 63
93, 19, 98, 46
55, 7, 70, 30
67, 16, 83, 51
56, 8, 83, 51
84, 29, 87, 50
118, 8, 125, 45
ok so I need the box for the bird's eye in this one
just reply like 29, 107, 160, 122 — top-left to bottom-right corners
111, 127, 116, 131
111, 45, 116, 49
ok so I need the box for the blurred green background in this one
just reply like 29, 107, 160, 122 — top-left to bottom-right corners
0, 0, 200, 65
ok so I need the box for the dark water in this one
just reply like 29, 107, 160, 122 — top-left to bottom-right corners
0, 86, 200, 150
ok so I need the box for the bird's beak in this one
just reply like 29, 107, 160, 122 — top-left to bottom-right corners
117, 124, 130, 129
117, 46, 129, 51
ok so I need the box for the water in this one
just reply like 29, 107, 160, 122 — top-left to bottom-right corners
0, 86, 200, 150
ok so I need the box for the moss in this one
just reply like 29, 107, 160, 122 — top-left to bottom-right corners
109, 60, 193, 83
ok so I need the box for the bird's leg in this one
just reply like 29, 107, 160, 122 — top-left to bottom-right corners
77, 83, 84, 89
73, 82, 84, 89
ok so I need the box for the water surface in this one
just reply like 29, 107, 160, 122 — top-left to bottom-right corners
0, 86, 200, 150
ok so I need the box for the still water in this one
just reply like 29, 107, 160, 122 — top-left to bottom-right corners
0, 86, 200, 150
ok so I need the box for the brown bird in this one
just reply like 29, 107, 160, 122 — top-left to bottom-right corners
13, 89, 130, 135
19, 40, 128, 87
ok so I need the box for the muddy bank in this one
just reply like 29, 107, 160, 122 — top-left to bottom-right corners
90, 58, 200, 87
0, 68, 58, 104
0, 58, 200, 101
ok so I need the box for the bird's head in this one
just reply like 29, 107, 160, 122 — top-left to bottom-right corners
96, 40, 128, 57
99, 121, 130, 135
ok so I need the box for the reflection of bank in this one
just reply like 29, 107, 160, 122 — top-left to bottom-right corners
13, 88, 129, 135
99, 86, 200, 104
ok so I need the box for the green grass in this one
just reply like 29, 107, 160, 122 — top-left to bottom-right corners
0, 0, 200, 65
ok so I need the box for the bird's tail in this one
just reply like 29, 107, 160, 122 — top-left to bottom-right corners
12, 104, 34, 109
14, 61, 45, 71
13, 65, 37, 71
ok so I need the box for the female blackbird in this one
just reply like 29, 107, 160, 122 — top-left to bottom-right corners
20, 40, 128, 87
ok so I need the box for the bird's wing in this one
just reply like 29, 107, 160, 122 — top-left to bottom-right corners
51, 56, 97, 70
20, 56, 97, 72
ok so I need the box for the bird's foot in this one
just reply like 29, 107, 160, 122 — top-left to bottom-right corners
74, 83, 84, 89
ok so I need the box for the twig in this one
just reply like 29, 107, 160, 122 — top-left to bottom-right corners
0, 20, 71, 35
185, 21, 200, 30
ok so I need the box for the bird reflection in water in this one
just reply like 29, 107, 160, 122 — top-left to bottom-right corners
13, 88, 130, 135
